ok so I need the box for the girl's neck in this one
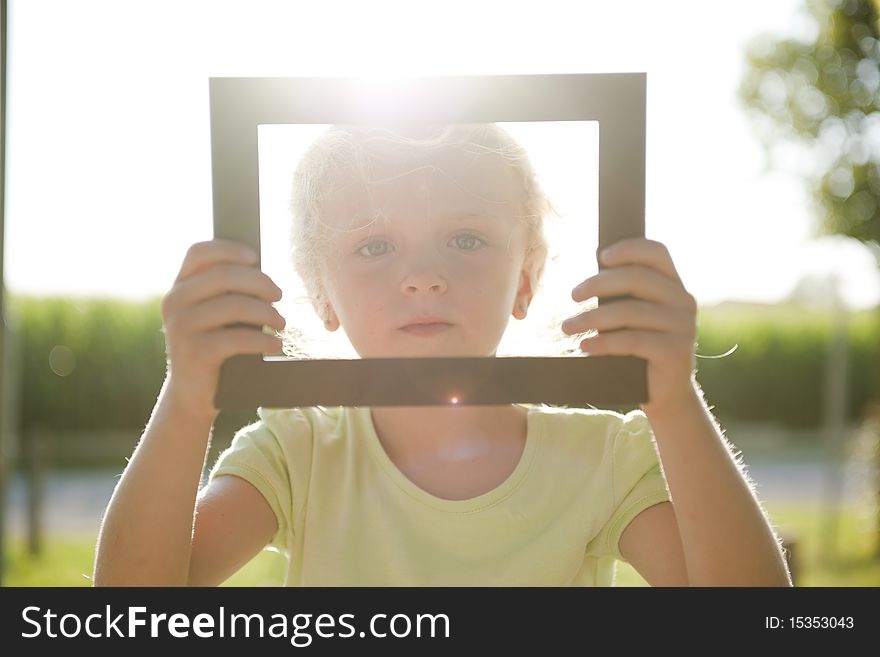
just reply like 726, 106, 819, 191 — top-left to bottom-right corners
369, 404, 528, 463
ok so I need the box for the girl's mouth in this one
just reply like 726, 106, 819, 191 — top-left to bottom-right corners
399, 322, 453, 336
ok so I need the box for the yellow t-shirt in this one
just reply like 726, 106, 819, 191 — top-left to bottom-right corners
207, 404, 670, 586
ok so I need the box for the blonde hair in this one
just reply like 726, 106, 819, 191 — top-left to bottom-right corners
286, 123, 558, 355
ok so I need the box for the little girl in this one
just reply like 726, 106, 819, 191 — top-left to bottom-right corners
93, 123, 792, 587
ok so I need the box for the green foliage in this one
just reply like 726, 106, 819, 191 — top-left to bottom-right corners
739, 0, 880, 250
694, 304, 880, 428
9, 295, 168, 434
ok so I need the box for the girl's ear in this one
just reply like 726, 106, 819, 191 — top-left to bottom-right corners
312, 291, 341, 332
513, 236, 548, 320
512, 266, 535, 320
322, 303, 340, 332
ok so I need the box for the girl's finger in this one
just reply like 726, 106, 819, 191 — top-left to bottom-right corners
572, 264, 695, 308
579, 329, 679, 360
175, 240, 258, 283
200, 327, 285, 362
599, 238, 683, 282
181, 294, 286, 334
561, 299, 685, 336
166, 264, 283, 315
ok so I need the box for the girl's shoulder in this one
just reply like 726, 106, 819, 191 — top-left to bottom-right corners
525, 404, 655, 462
526, 404, 649, 438
254, 405, 345, 438
528, 405, 661, 492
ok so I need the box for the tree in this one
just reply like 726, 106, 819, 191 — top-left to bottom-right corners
740, 0, 880, 253
739, 0, 880, 557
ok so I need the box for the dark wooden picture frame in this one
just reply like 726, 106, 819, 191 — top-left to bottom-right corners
210, 74, 646, 410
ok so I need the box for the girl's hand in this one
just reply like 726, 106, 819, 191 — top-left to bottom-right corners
160, 239, 286, 421
562, 238, 698, 417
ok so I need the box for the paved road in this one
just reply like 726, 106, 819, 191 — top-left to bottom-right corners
1, 459, 875, 539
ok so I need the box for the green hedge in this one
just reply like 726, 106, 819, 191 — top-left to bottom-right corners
9, 296, 168, 433
4, 296, 879, 466
695, 305, 880, 428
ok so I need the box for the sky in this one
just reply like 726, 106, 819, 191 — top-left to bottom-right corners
4, 0, 880, 313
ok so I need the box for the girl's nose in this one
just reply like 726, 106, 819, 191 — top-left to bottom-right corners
402, 279, 447, 295
400, 255, 448, 295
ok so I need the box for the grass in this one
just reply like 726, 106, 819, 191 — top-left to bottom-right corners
615, 502, 880, 586
3, 503, 877, 586
761, 502, 880, 586
1, 536, 288, 587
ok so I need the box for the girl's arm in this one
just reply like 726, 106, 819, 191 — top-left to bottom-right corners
93, 239, 285, 586
93, 381, 216, 586
621, 384, 792, 586
93, 380, 278, 586
565, 238, 791, 586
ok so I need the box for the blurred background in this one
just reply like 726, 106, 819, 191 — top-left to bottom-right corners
1, 0, 879, 586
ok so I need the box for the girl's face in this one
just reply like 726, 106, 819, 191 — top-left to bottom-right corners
317, 144, 533, 358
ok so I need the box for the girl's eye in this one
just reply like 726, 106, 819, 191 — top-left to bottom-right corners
450, 233, 486, 251
357, 240, 391, 258
356, 234, 486, 258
